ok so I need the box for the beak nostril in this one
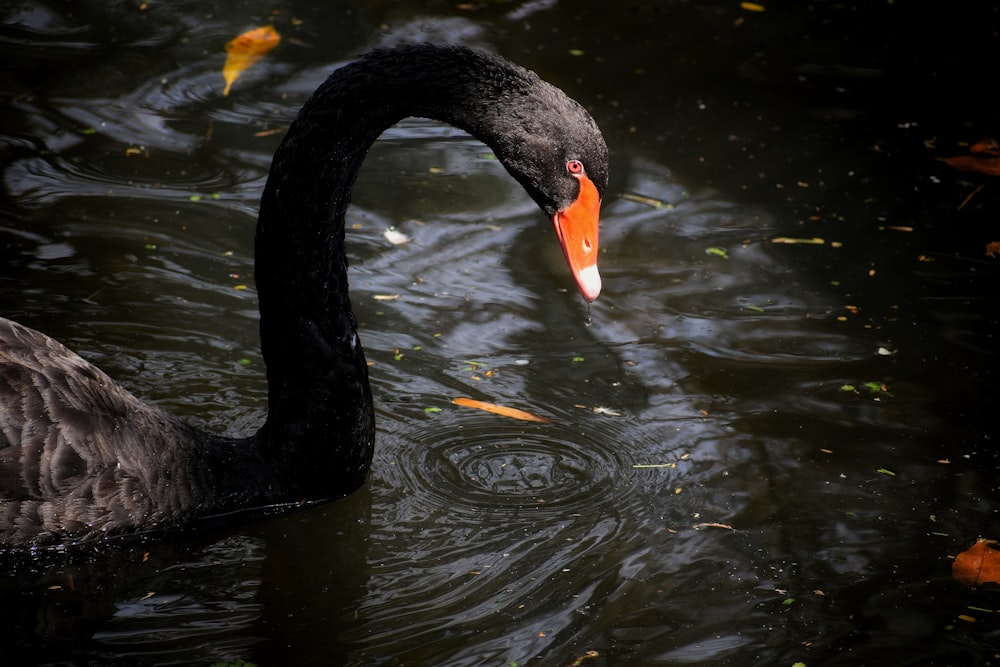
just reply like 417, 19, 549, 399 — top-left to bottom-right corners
583, 238, 592, 252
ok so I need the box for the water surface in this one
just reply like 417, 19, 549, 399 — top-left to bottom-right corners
2, 2, 998, 665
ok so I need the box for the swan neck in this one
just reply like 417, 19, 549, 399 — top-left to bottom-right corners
251, 47, 555, 498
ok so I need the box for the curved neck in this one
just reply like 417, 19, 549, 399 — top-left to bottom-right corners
252, 47, 543, 497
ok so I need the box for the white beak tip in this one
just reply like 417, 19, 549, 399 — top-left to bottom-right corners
576, 264, 602, 302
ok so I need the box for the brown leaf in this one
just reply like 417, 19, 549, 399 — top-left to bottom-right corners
939, 155, 1000, 177
986, 242, 1000, 258
222, 26, 281, 96
969, 138, 1000, 156
952, 538, 1000, 586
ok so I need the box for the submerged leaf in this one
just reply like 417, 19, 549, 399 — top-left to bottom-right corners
223, 26, 281, 96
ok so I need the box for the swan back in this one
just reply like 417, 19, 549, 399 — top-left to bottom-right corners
0, 317, 204, 544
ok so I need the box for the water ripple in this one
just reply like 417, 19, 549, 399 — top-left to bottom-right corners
395, 417, 630, 519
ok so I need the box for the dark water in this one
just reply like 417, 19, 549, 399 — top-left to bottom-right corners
2, 1, 999, 665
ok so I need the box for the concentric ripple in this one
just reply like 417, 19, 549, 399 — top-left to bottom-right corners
387, 416, 633, 517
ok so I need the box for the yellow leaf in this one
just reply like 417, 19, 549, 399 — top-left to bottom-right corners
621, 192, 668, 208
453, 397, 551, 422
771, 236, 825, 245
692, 522, 735, 530
223, 26, 281, 96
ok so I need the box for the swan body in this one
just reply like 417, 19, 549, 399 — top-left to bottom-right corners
0, 44, 608, 548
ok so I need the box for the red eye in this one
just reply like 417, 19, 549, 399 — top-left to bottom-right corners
566, 160, 584, 175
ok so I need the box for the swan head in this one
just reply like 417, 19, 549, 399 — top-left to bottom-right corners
385, 44, 610, 303
551, 157, 603, 302
493, 90, 609, 303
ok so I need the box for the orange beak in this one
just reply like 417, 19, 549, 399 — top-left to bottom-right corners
552, 173, 602, 302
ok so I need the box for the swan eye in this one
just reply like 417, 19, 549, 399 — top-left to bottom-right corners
566, 160, 584, 175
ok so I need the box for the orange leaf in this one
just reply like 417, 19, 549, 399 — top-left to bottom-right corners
969, 138, 1000, 156
452, 397, 551, 423
222, 26, 280, 96
952, 538, 1000, 586
939, 155, 1000, 177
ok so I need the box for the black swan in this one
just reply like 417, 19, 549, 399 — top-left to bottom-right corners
0, 44, 608, 548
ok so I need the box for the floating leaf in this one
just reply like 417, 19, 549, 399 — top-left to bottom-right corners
969, 138, 1000, 156
222, 26, 281, 96
462, 359, 490, 372
692, 522, 735, 530
453, 397, 550, 422
621, 192, 669, 209
568, 650, 600, 666
939, 155, 1000, 177
771, 236, 825, 245
384, 228, 410, 245
705, 246, 729, 259
953, 539, 1000, 586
